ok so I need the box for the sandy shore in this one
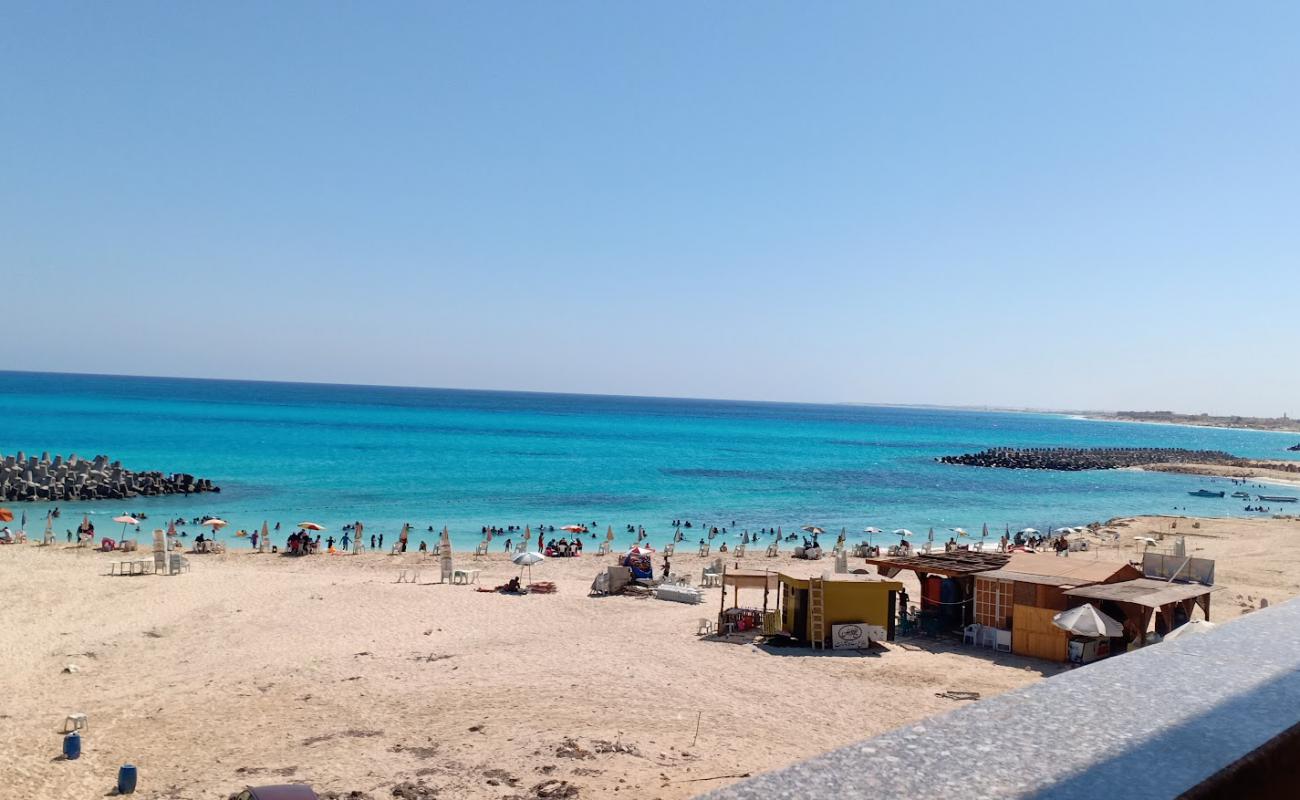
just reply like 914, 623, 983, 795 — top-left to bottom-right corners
1138, 462, 1300, 490
4, 516, 1298, 799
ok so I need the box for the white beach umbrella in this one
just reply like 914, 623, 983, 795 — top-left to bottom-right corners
1163, 619, 1217, 642
801, 525, 824, 535
1018, 527, 1039, 535
951, 527, 969, 537
1052, 604, 1124, 638
113, 514, 139, 539
863, 527, 883, 534
893, 528, 913, 538
512, 550, 544, 583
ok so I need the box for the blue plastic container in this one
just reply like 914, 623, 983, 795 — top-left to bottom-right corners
117, 764, 138, 794
62, 731, 81, 760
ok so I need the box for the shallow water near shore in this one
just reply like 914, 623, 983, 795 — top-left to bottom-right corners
2, 370, 1296, 550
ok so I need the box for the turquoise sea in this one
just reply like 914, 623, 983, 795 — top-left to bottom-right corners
2, 371, 1297, 550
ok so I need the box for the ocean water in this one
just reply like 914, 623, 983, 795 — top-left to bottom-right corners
1, 371, 1296, 551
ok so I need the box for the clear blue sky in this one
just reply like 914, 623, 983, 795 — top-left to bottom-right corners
4, 3, 1297, 415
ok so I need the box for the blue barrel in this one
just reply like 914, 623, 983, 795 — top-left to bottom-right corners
117, 764, 138, 794
62, 731, 81, 760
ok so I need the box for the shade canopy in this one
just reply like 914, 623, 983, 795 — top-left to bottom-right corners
113, 515, 139, 524
802, 525, 824, 535
298, 521, 325, 531
201, 519, 227, 529
1053, 604, 1124, 637
512, 551, 544, 567
893, 529, 913, 538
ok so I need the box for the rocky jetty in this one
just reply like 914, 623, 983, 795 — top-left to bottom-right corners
938, 447, 1241, 471
0, 451, 219, 502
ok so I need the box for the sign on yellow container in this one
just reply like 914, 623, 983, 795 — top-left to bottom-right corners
832, 623, 886, 649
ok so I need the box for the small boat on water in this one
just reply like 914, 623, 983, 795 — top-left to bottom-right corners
1257, 495, 1299, 503
1231, 491, 1251, 498
1188, 489, 1225, 498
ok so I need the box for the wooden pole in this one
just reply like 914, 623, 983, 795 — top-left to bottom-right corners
718, 564, 726, 628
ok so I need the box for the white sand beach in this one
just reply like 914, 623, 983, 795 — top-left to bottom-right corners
3, 514, 1298, 799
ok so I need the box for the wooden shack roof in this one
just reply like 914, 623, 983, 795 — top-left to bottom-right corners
1064, 578, 1219, 609
976, 553, 1141, 587
863, 551, 1010, 578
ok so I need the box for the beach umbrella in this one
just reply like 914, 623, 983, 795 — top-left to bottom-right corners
398, 523, 409, 551
1163, 619, 1217, 642
0, 508, 13, 523
927, 527, 935, 542
261, 521, 271, 552
801, 525, 824, 535
298, 521, 325, 531
893, 528, 913, 538
561, 524, 584, 533
674, 527, 683, 542
951, 527, 969, 537
20, 509, 26, 532
863, 527, 883, 534
201, 518, 227, 529
1052, 604, 1123, 638
113, 514, 139, 539
512, 550, 544, 583
1018, 527, 1039, 535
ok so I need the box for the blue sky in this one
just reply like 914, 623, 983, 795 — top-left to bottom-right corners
3, 4, 1297, 415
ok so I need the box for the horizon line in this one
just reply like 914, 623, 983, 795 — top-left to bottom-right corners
0, 368, 1076, 416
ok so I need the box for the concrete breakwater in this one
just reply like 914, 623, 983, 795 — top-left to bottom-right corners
1, 451, 219, 502
938, 447, 1240, 471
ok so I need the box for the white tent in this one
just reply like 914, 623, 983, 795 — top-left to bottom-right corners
1163, 619, 1217, 642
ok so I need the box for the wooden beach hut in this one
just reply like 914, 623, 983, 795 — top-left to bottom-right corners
863, 551, 1012, 628
972, 553, 1142, 662
778, 573, 903, 648
1064, 578, 1217, 649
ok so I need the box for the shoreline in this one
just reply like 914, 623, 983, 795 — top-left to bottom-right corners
1068, 412, 1300, 437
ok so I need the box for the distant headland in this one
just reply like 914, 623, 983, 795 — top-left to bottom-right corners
1081, 410, 1300, 434
1, 451, 219, 502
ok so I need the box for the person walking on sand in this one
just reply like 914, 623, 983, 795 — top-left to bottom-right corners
370, 533, 376, 549
341, 532, 350, 551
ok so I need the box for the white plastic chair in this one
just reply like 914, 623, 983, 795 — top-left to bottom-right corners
963, 623, 981, 645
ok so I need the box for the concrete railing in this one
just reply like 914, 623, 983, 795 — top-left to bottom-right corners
703, 600, 1300, 799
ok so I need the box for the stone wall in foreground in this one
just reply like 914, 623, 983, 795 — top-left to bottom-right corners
0, 451, 219, 501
